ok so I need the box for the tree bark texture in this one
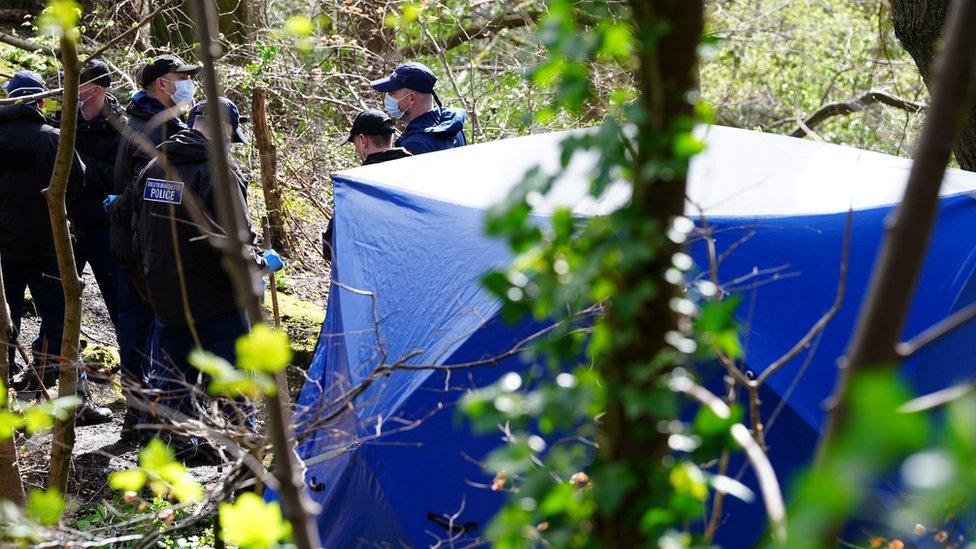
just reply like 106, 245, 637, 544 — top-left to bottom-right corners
0, 265, 24, 505
252, 87, 290, 254
46, 36, 83, 496
891, 0, 976, 170
595, 1, 703, 545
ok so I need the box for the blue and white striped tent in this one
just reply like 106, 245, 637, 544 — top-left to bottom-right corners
287, 126, 976, 546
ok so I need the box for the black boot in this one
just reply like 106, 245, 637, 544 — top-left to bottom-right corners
75, 382, 113, 426
119, 407, 142, 443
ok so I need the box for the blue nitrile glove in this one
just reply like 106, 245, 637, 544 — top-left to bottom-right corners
264, 249, 284, 273
102, 194, 118, 212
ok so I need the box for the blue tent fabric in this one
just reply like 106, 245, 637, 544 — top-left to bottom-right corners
279, 126, 976, 547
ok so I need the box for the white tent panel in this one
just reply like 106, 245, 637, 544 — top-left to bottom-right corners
333, 125, 976, 217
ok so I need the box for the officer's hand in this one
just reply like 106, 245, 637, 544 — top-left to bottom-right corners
102, 194, 118, 212
264, 249, 284, 273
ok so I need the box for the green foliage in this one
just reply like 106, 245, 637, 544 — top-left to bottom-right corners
236, 323, 293, 374
108, 438, 204, 504
218, 493, 291, 548
786, 370, 930, 545
702, 1, 926, 155
25, 489, 65, 527
39, 0, 81, 38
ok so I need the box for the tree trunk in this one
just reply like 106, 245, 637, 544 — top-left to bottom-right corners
595, 1, 703, 545
814, 0, 976, 542
187, 2, 320, 547
891, 0, 976, 170
0, 264, 24, 505
47, 36, 83, 496
251, 87, 290, 255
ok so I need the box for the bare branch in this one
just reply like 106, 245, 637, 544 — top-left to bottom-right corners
899, 381, 976, 413
0, 31, 55, 56
791, 90, 927, 138
401, 10, 543, 57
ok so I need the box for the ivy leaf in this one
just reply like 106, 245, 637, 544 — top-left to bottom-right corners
219, 493, 292, 548
108, 469, 147, 493
236, 323, 292, 374
26, 489, 65, 526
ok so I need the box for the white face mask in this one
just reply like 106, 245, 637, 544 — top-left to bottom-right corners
384, 94, 410, 120
164, 78, 196, 106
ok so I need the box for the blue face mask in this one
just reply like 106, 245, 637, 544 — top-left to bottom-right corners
166, 79, 196, 106
384, 94, 406, 120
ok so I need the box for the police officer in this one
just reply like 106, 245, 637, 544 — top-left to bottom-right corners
107, 54, 199, 442
0, 71, 111, 424
67, 60, 123, 330
323, 109, 413, 261
370, 62, 467, 155
344, 109, 412, 165
133, 97, 281, 459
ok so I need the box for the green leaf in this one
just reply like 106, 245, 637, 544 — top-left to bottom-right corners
39, 0, 81, 37
283, 15, 313, 37
108, 469, 147, 492
23, 406, 54, 434
236, 323, 292, 373
0, 411, 24, 439
219, 493, 292, 548
140, 438, 177, 471
669, 462, 708, 501
26, 489, 65, 526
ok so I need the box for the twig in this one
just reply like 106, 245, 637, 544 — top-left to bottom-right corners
896, 300, 976, 358
754, 208, 852, 386
900, 381, 976, 413
82, 0, 183, 64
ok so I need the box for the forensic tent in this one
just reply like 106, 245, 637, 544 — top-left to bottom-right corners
287, 125, 976, 547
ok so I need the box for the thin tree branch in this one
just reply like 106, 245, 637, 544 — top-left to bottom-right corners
670, 375, 787, 543
0, 31, 55, 56
791, 90, 927, 138
401, 10, 542, 57
754, 208, 852, 386
896, 299, 976, 359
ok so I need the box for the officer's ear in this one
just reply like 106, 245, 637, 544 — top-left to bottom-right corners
36, 99, 44, 110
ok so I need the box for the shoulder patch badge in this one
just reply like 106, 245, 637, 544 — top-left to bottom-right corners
144, 178, 184, 205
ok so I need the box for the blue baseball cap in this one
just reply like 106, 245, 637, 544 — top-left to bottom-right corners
370, 62, 438, 94
188, 96, 248, 144
3, 70, 46, 99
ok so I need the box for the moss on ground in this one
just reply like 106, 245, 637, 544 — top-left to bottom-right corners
263, 290, 324, 367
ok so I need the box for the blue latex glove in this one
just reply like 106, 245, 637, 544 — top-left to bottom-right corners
102, 194, 118, 212
264, 249, 284, 273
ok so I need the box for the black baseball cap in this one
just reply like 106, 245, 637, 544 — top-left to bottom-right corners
344, 109, 395, 144
140, 54, 200, 88
80, 59, 112, 88
187, 96, 248, 144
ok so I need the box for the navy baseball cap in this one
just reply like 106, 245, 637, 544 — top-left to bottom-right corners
370, 62, 438, 94
188, 97, 248, 144
3, 70, 46, 98
344, 109, 395, 144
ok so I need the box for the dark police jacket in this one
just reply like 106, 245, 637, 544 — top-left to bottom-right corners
134, 128, 262, 327
56, 94, 125, 228
0, 103, 84, 259
110, 91, 186, 275
396, 106, 467, 155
